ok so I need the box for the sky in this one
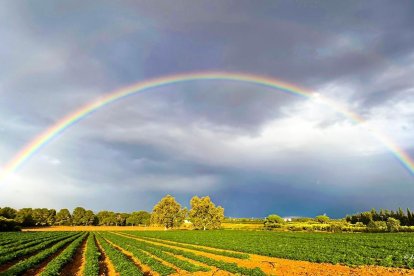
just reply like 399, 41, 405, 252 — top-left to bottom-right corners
1, 1, 414, 218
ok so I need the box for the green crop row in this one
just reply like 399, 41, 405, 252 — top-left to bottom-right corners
120, 233, 265, 276
83, 233, 100, 276
137, 235, 249, 259
104, 232, 205, 275
95, 233, 143, 276
0, 232, 61, 249
101, 232, 176, 275
40, 233, 88, 276
0, 232, 40, 246
0, 233, 65, 255
0, 232, 77, 265
0, 233, 83, 276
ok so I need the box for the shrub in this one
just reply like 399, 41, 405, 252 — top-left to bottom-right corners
0, 217, 21, 232
386, 218, 400, 232
264, 214, 284, 230
366, 220, 387, 232
329, 222, 347, 233
315, 215, 330, 224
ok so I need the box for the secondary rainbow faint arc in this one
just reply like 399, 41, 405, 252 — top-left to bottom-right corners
1, 71, 414, 181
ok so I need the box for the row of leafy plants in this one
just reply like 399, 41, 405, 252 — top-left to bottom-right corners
83, 233, 100, 276
0, 232, 83, 275
128, 230, 414, 268
0, 232, 77, 265
95, 233, 143, 275
40, 233, 87, 276
135, 234, 249, 259
0, 232, 69, 255
0, 231, 61, 247
103, 232, 207, 274
122, 232, 265, 275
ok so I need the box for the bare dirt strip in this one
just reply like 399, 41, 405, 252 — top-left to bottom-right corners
0, 238, 63, 273
162, 251, 229, 276
95, 237, 118, 276
113, 242, 183, 275
0, 254, 37, 273
60, 234, 88, 276
116, 232, 414, 276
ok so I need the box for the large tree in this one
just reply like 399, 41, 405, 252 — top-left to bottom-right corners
0, 207, 17, 219
15, 208, 35, 227
55, 209, 72, 226
32, 208, 56, 226
84, 210, 97, 226
97, 211, 117, 226
72, 207, 86, 226
115, 213, 129, 226
127, 211, 151, 226
189, 196, 224, 230
151, 195, 186, 229
46, 209, 56, 225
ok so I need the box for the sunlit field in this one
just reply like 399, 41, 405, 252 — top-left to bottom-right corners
1, 230, 414, 275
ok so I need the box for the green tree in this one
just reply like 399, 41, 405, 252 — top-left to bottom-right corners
55, 209, 72, 226
72, 207, 86, 226
151, 195, 186, 229
115, 213, 129, 226
15, 208, 35, 227
189, 196, 224, 230
370, 208, 380, 221
97, 211, 117, 226
386, 217, 400, 232
46, 209, 56, 225
126, 211, 151, 226
84, 210, 97, 225
367, 220, 387, 232
407, 208, 414, 226
315, 215, 330, 224
264, 214, 284, 229
32, 208, 54, 226
360, 212, 373, 225
0, 217, 21, 231
0, 207, 17, 219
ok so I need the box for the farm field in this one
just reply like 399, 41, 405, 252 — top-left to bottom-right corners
1, 231, 414, 275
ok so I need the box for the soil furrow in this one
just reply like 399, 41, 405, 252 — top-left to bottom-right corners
22, 241, 73, 276
0, 253, 37, 273
0, 234, 78, 273
137, 236, 248, 258
161, 251, 227, 276
60, 233, 88, 276
103, 237, 155, 276
95, 235, 117, 276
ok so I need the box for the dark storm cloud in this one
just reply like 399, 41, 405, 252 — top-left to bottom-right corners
1, 1, 414, 216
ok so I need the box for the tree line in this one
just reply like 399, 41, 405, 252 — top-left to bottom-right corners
0, 195, 224, 231
345, 208, 414, 226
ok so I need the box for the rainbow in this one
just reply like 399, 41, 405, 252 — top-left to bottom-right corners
1, 71, 414, 181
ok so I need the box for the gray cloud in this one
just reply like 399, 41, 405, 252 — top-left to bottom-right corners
1, 1, 414, 217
